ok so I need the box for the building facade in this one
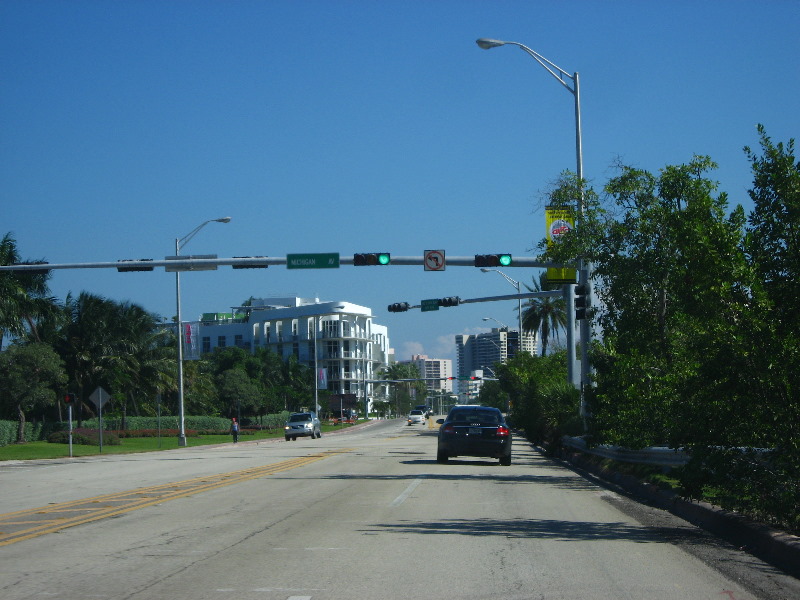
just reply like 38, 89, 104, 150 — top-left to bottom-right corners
398, 354, 454, 393
455, 327, 525, 401
188, 297, 391, 413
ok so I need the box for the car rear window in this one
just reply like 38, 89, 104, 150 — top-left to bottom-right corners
448, 409, 500, 424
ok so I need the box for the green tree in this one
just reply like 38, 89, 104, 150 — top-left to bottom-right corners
180, 358, 219, 416
476, 379, 508, 412
734, 126, 800, 529
217, 369, 263, 419
494, 351, 578, 449
106, 302, 174, 426
0, 233, 59, 350
56, 293, 121, 424
745, 125, 800, 331
542, 157, 753, 449
54, 293, 175, 426
381, 363, 425, 416
520, 271, 567, 355
280, 354, 313, 412
0, 342, 67, 442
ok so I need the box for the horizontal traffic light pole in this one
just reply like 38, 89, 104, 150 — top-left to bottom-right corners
0, 255, 570, 273
389, 290, 564, 312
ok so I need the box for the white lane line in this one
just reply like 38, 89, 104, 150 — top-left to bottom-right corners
390, 478, 423, 507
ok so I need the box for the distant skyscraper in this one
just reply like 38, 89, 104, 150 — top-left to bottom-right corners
399, 354, 453, 394
455, 328, 525, 400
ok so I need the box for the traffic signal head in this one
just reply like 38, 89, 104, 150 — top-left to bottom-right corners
387, 302, 410, 312
438, 296, 461, 307
474, 254, 512, 268
63, 393, 76, 404
354, 253, 391, 266
574, 284, 589, 320
117, 259, 155, 272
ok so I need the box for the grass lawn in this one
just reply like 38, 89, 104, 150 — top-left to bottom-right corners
0, 421, 361, 461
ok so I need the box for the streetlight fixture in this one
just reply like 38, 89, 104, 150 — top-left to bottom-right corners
482, 316, 508, 329
480, 267, 528, 355
476, 37, 589, 398
175, 217, 231, 447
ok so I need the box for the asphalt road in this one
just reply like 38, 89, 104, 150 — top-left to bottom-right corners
1, 419, 798, 600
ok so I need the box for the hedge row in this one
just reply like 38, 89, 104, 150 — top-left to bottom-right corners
0, 420, 67, 446
0, 412, 292, 446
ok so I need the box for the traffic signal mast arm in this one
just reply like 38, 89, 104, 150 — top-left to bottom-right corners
0, 255, 571, 273
389, 290, 564, 312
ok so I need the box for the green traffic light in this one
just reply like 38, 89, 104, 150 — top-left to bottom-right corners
499, 254, 512, 266
378, 253, 391, 265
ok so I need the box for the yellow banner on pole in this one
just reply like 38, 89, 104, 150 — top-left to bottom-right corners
545, 206, 577, 284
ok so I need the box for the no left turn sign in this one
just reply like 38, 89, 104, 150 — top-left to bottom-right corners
424, 250, 446, 271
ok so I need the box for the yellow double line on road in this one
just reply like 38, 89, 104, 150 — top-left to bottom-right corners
0, 449, 351, 547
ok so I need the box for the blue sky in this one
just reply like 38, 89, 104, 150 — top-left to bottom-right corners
2, 1, 798, 362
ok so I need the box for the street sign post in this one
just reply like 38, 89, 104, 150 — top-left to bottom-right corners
286, 253, 340, 269
89, 387, 110, 453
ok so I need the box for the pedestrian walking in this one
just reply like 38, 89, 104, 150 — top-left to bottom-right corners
230, 417, 239, 443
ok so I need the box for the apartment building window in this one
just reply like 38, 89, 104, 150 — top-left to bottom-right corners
217, 336, 227, 348
326, 341, 339, 358
202, 337, 211, 354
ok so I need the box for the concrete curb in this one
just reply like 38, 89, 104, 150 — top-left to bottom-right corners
558, 448, 800, 578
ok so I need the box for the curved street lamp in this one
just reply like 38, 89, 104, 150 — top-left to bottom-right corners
482, 316, 508, 329
175, 217, 231, 447
476, 37, 590, 404
480, 268, 527, 354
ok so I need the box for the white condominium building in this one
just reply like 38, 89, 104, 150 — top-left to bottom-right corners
186, 297, 391, 413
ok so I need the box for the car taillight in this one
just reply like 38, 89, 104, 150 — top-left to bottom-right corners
496, 425, 510, 437
443, 424, 455, 434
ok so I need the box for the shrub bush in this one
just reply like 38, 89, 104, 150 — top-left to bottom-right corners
48, 428, 120, 446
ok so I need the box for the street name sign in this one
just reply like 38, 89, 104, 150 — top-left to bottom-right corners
286, 253, 340, 269
421, 299, 440, 312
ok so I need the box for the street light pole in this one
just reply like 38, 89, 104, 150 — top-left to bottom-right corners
480, 268, 527, 355
476, 37, 588, 394
175, 217, 231, 447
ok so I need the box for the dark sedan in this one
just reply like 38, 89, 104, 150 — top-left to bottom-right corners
436, 405, 512, 466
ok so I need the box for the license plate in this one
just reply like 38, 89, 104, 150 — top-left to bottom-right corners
468, 427, 481, 435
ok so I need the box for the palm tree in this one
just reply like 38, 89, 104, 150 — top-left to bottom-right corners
107, 302, 174, 424
520, 272, 567, 356
0, 233, 59, 349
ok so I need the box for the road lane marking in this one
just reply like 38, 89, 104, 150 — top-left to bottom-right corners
0, 449, 352, 547
390, 477, 423, 507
